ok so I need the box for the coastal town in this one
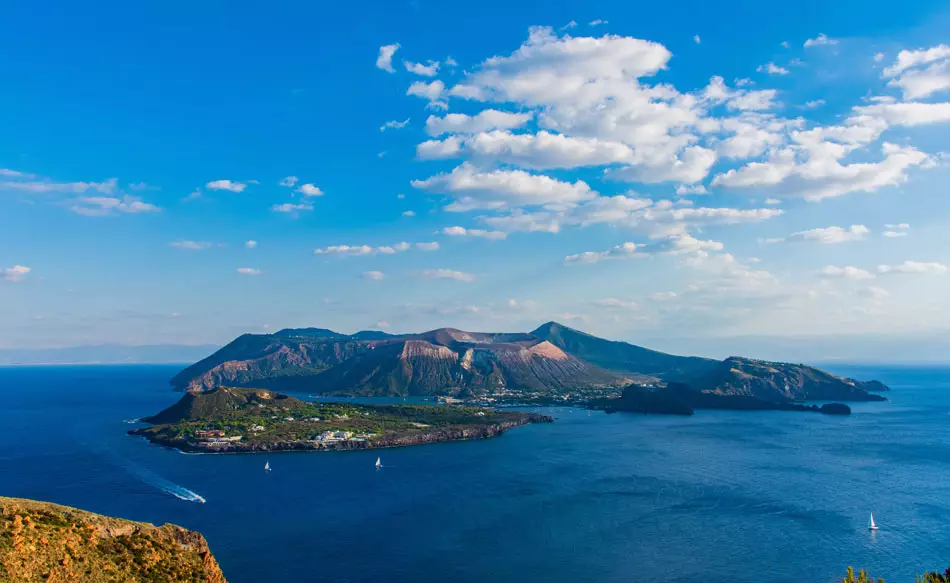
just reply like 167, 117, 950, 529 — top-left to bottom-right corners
130, 387, 552, 454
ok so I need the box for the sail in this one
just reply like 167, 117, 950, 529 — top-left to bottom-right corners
375, 457, 382, 468
869, 513, 877, 529
265, 461, 271, 471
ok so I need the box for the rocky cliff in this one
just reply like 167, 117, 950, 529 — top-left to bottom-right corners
0, 496, 226, 583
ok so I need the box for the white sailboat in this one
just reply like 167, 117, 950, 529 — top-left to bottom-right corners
264, 461, 271, 472
375, 457, 382, 469
868, 513, 879, 530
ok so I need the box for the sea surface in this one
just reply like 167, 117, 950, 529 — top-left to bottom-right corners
1, 364, 948, 583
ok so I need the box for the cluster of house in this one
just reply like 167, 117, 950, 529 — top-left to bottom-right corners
191, 429, 243, 448
313, 430, 375, 444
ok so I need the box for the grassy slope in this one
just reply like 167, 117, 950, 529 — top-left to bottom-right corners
0, 497, 226, 583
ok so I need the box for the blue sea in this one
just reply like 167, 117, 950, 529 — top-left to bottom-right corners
1, 364, 948, 583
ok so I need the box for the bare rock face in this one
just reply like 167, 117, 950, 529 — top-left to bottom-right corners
0, 496, 227, 583
170, 322, 888, 403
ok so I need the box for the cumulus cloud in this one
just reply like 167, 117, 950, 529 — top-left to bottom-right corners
236, 267, 262, 276
757, 62, 790, 75
768, 224, 870, 244
363, 270, 385, 280
279, 176, 299, 187
882, 44, 950, 99
412, 162, 595, 211
402, 210, 416, 217
424, 110, 532, 137
245, 240, 258, 248
376, 43, 400, 72
818, 265, 874, 280
2, 265, 30, 282
441, 226, 507, 240
380, 118, 410, 131
416, 242, 440, 251
407, 80, 445, 103
0, 175, 117, 195
422, 269, 476, 282
404, 60, 440, 77
693, 35, 701, 45
804, 33, 838, 48
712, 142, 931, 201
296, 183, 324, 197
878, 261, 948, 275
206, 179, 247, 192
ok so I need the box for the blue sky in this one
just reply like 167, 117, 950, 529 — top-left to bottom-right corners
4, 0, 950, 360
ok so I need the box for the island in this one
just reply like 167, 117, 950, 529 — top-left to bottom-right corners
591, 382, 855, 416
0, 496, 226, 582
129, 387, 553, 454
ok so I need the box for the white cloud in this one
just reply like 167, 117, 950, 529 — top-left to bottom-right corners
245, 240, 258, 248
170, 240, 213, 250
757, 62, 789, 76
878, 261, 948, 275
376, 43, 400, 73
819, 265, 874, 280
314, 241, 430, 256
804, 33, 838, 48
589, 19, 608, 26
271, 202, 313, 213
565, 242, 640, 264
883, 231, 907, 238
424, 110, 532, 137
770, 224, 870, 244
693, 35, 701, 45
854, 101, 950, 126
712, 142, 931, 201
402, 210, 416, 217
441, 226, 507, 240
380, 118, 410, 131
363, 270, 385, 280
236, 267, 262, 276
874, 52, 885, 63
883, 44, 950, 77
279, 176, 298, 187
444, 57, 458, 67
404, 60, 440, 77
422, 269, 476, 282
802, 99, 826, 109
676, 184, 708, 195
2, 265, 30, 282
412, 162, 595, 211
296, 183, 324, 197
206, 179, 246, 193
71, 195, 160, 216
407, 80, 445, 103
376, 320, 391, 328
764, 198, 781, 205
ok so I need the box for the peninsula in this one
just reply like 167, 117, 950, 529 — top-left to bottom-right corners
130, 387, 552, 454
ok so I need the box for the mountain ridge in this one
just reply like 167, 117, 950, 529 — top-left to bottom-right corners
170, 322, 887, 404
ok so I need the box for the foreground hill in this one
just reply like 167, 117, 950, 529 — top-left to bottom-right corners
172, 322, 887, 403
132, 387, 552, 453
0, 496, 226, 582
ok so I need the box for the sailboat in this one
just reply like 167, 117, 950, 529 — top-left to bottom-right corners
264, 461, 271, 472
375, 457, 382, 469
868, 513, 879, 531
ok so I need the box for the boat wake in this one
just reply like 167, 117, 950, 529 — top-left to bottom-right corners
120, 458, 206, 504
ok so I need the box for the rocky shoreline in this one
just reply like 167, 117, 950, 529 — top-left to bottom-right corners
130, 416, 552, 454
